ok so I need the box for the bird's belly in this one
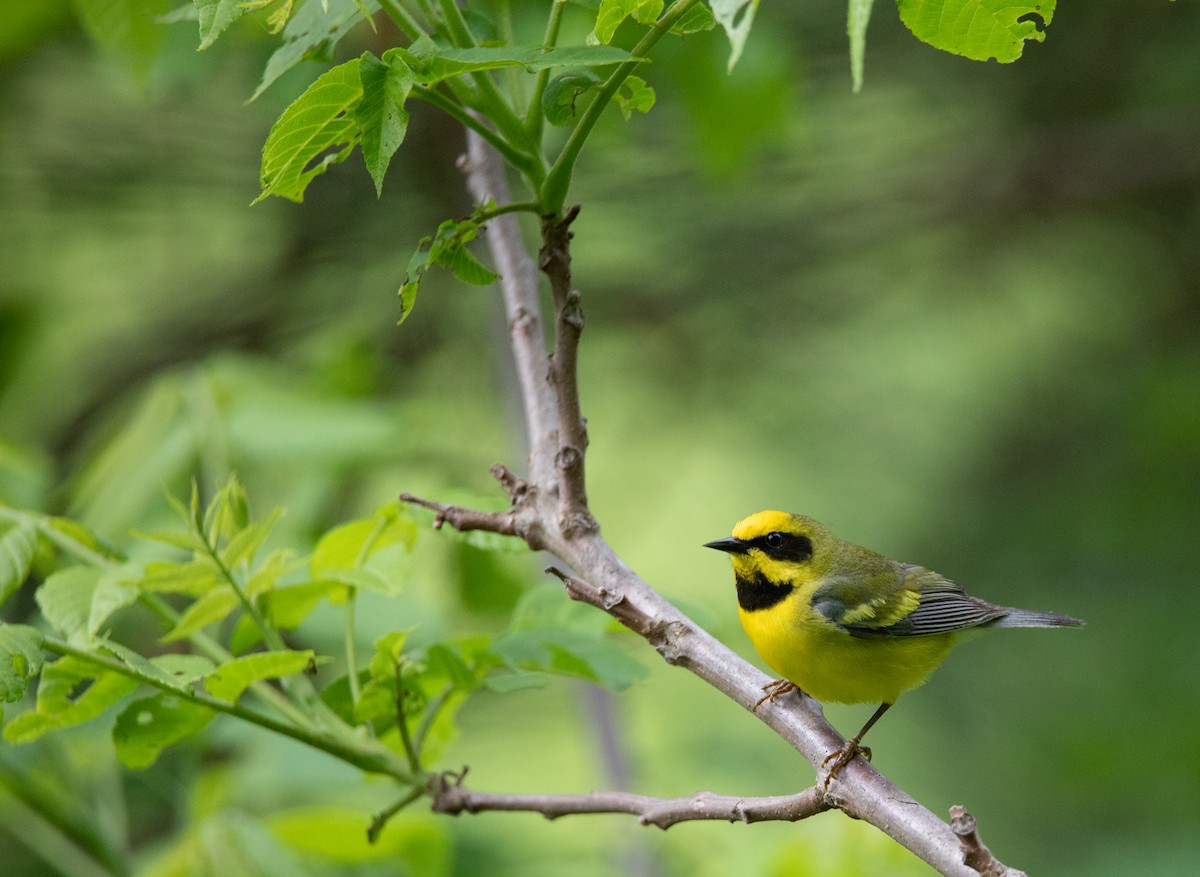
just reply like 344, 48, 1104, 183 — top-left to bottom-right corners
739, 604, 954, 704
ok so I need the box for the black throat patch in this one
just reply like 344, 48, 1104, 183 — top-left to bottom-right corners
736, 573, 794, 612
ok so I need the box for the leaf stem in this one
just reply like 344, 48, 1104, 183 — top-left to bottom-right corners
541, 0, 701, 215
413, 85, 543, 185
393, 662, 422, 774
377, 0, 430, 38
525, 0, 568, 140
40, 637, 415, 782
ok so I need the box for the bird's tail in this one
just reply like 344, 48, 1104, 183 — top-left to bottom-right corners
988, 608, 1085, 629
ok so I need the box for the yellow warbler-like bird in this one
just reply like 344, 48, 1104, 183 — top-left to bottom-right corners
705, 510, 1083, 776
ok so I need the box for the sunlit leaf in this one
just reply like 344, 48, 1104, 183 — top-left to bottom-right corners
0, 624, 44, 703
0, 523, 37, 609
193, 0, 252, 49
4, 657, 139, 743
710, 0, 759, 71
113, 693, 215, 768
140, 559, 222, 596
255, 58, 364, 204
205, 475, 250, 544
357, 50, 415, 197
266, 580, 349, 629
311, 506, 416, 578
252, 0, 381, 100
897, 0, 1055, 62
669, 1, 715, 34
592, 0, 662, 45
615, 74, 655, 120
222, 506, 283, 569
88, 568, 140, 637
160, 586, 241, 642
36, 566, 103, 645
205, 649, 315, 702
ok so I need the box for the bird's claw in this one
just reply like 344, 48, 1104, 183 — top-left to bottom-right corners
752, 679, 798, 712
820, 740, 871, 789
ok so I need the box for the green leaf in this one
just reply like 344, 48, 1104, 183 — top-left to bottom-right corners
205, 649, 315, 702
193, 0, 251, 49
140, 559, 222, 596
266, 580, 349, 629
592, 0, 662, 45
710, 0, 759, 71
0, 624, 44, 703
401, 38, 637, 85
160, 586, 241, 642
269, 808, 450, 871
847, 0, 875, 93
251, 0, 380, 100
36, 567, 103, 646
542, 71, 603, 126
205, 474, 250, 544
102, 641, 212, 691
357, 51, 415, 197
4, 657, 139, 743
113, 693, 215, 768
0, 523, 37, 609
246, 548, 303, 598
398, 280, 419, 326
46, 517, 126, 562
311, 505, 417, 579
897, 0, 1055, 62
669, 2, 715, 35
614, 74, 655, 120
73, 0, 172, 83
88, 568, 140, 637
255, 58, 365, 204
222, 506, 284, 569
489, 627, 646, 690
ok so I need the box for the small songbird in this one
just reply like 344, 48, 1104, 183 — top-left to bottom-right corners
705, 510, 1083, 779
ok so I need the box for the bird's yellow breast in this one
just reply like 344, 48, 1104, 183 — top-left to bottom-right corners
738, 587, 955, 705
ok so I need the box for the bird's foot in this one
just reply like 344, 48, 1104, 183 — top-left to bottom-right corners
752, 679, 798, 712
820, 740, 871, 789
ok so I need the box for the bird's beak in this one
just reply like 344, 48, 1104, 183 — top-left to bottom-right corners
703, 537, 747, 555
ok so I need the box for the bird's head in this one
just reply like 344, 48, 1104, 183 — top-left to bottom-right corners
704, 510, 835, 587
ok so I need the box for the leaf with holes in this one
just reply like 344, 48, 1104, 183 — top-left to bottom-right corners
897, 0, 1055, 62
255, 58, 365, 204
710, 0, 759, 71
113, 694, 215, 768
0, 624, 44, 703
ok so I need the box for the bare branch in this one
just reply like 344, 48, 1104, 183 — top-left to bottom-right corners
951, 806, 1027, 877
412, 120, 1026, 877
430, 772, 831, 829
460, 131, 559, 486
540, 207, 596, 537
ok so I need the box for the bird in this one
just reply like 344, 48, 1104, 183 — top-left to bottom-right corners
704, 510, 1083, 781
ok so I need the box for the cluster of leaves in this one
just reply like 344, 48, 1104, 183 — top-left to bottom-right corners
67, 0, 1051, 322
0, 478, 646, 812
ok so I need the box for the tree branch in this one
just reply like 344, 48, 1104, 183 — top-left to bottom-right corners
952, 806, 1026, 877
540, 207, 596, 537
429, 772, 831, 829
406, 122, 1029, 877
459, 131, 559, 488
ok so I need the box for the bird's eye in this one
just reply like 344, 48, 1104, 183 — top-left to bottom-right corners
765, 532, 785, 549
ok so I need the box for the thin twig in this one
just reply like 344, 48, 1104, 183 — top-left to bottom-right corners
429, 774, 831, 829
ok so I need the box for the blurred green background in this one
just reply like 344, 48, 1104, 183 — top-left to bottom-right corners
2, 1, 1199, 875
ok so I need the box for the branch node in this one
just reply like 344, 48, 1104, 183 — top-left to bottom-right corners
951, 805, 1025, 877
489, 463, 531, 504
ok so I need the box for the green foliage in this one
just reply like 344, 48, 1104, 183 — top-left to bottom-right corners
0, 521, 37, 607
898, 0, 1056, 62
400, 211, 500, 324
0, 624, 44, 703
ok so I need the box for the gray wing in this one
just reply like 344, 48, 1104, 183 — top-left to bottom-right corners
840, 565, 1008, 639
